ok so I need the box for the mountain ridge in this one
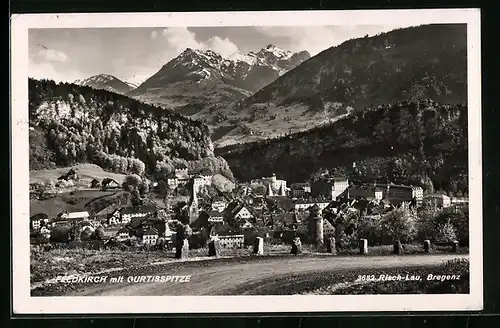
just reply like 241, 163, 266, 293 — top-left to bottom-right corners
28, 78, 234, 181
209, 24, 468, 147
75, 74, 135, 95
127, 45, 311, 115
216, 99, 468, 194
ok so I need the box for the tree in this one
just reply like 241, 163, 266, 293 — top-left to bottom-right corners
436, 221, 458, 243
138, 180, 150, 196
122, 174, 142, 190
379, 207, 418, 244
94, 227, 105, 240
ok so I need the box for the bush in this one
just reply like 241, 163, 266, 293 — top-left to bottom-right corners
436, 221, 458, 243
378, 207, 418, 244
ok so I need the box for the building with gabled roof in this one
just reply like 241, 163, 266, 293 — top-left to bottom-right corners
142, 228, 159, 245
116, 227, 130, 242
294, 199, 331, 211
119, 205, 157, 224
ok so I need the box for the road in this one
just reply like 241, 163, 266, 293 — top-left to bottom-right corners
72, 254, 468, 296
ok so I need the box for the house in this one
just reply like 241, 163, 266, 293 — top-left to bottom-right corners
116, 227, 130, 242
198, 168, 213, 184
174, 163, 189, 180
232, 205, 254, 221
348, 185, 383, 200
311, 177, 349, 201
55, 211, 90, 225
119, 205, 157, 224
95, 206, 120, 223
141, 216, 157, 231
193, 174, 209, 192
290, 183, 311, 198
260, 173, 287, 192
294, 199, 331, 211
265, 196, 295, 213
211, 197, 227, 212
107, 213, 121, 226
166, 173, 179, 189
142, 228, 159, 245
450, 197, 469, 207
39, 225, 51, 236
30, 213, 48, 231
374, 183, 424, 206
424, 193, 451, 209
90, 179, 101, 188
206, 211, 224, 223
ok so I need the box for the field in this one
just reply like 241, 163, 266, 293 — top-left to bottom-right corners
211, 103, 350, 148
30, 189, 129, 218
30, 163, 128, 186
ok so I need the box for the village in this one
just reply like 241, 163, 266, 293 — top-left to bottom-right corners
29, 163, 469, 255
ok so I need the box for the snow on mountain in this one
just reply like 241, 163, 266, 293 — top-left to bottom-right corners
75, 74, 134, 95
124, 81, 139, 90
133, 45, 311, 95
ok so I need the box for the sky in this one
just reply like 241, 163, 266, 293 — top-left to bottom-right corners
28, 25, 415, 85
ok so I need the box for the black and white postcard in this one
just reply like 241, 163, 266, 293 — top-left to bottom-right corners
11, 9, 482, 314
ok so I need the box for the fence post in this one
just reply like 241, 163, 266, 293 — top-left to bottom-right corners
393, 240, 403, 255
291, 237, 302, 255
327, 237, 337, 255
253, 237, 264, 255
423, 240, 431, 253
208, 237, 221, 257
359, 239, 368, 255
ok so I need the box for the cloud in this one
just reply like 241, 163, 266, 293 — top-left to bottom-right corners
205, 36, 239, 57
36, 48, 70, 63
28, 61, 81, 83
255, 25, 413, 56
152, 27, 239, 57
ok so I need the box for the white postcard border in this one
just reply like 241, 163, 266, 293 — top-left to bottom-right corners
11, 9, 482, 314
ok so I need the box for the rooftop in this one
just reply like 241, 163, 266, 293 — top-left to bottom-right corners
120, 205, 157, 215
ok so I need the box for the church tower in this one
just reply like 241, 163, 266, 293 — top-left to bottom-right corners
267, 182, 274, 197
188, 182, 199, 224
278, 184, 286, 196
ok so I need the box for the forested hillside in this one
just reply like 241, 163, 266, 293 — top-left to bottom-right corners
217, 99, 468, 194
246, 24, 467, 109
210, 24, 467, 146
28, 78, 219, 177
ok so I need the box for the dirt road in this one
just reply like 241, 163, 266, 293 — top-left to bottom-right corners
72, 254, 468, 296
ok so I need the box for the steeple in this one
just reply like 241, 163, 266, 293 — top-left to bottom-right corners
267, 183, 274, 197
190, 182, 198, 205
278, 184, 286, 196
188, 182, 199, 224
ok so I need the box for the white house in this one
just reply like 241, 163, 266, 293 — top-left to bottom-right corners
142, 228, 159, 245
261, 173, 287, 192
424, 194, 452, 208
206, 211, 224, 223
233, 206, 253, 220
294, 200, 331, 211
60, 211, 90, 221
120, 205, 156, 224
116, 227, 130, 242
211, 197, 227, 212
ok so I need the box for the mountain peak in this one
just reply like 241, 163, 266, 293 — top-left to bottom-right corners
77, 74, 133, 95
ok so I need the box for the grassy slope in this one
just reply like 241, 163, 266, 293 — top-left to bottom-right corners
30, 190, 129, 218
30, 164, 128, 185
